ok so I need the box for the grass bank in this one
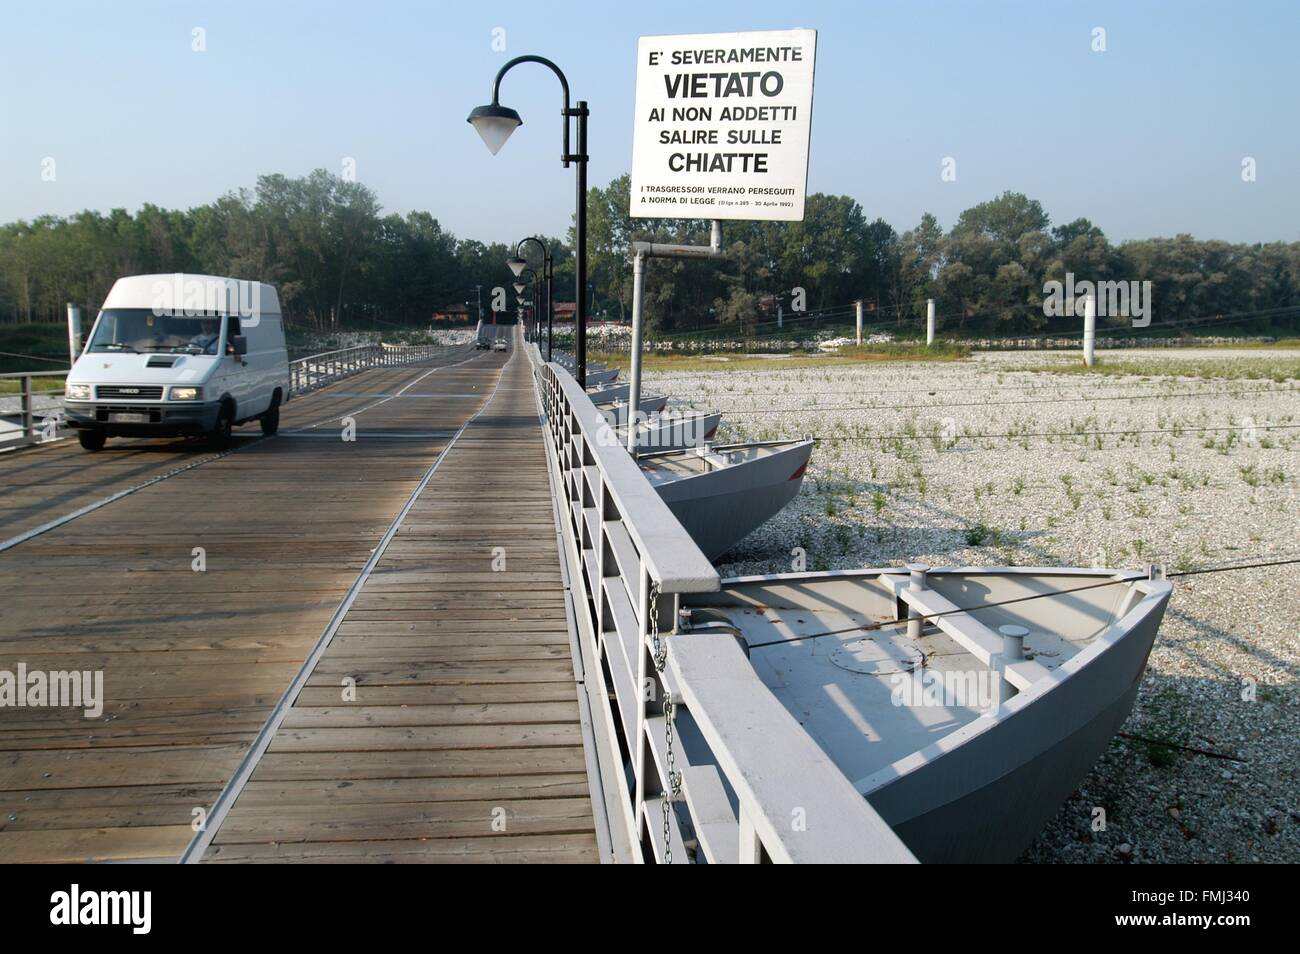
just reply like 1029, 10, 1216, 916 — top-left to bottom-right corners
591, 341, 969, 373
0, 377, 64, 395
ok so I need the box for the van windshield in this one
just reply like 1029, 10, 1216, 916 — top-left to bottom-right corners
87, 309, 235, 355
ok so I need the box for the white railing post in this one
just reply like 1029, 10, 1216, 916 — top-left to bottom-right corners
20, 375, 34, 440
855, 299, 863, 345
66, 303, 81, 365
1083, 294, 1097, 367
632, 562, 652, 852
926, 298, 936, 346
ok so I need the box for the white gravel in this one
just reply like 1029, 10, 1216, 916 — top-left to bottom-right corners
646, 348, 1300, 863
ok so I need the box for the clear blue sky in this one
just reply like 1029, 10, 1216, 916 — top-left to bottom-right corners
2, 0, 1297, 244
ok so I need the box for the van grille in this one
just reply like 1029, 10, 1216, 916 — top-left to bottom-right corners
97, 385, 164, 400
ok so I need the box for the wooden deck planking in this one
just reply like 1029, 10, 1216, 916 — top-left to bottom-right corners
201, 341, 599, 863
0, 345, 514, 862
0, 351, 480, 542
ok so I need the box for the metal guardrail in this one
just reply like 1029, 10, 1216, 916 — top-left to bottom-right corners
0, 370, 69, 449
0, 343, 449, 451
288, 343, 446, 396
529, 341, 914, 864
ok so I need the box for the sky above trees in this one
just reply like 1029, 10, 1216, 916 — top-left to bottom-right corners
2, 1, 1297, 245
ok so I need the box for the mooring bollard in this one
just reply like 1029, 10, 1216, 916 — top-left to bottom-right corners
906, 563, 929, 639
926, 298, 936, 346
996, 624, 1028, 703
1083, 294, 1096, 367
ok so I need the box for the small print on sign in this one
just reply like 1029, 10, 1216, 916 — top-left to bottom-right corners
630, 28, 817, 222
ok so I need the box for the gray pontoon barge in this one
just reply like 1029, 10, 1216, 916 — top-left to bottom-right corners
638, 439, 813, 560
680, 564, 1172, 862
616, 408, 722, 453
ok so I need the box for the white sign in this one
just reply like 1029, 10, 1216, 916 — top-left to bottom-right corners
629, 29, 817, 222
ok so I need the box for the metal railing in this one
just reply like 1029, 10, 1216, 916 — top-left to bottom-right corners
0, 343, 451, 451
288, 343, 447, 395
529, 341, 914, 863
0, 370, 69, 449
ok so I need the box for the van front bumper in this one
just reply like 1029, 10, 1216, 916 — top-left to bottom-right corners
63, 400, 223, 437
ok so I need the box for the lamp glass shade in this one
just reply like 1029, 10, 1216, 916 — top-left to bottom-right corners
467, 104, 523, 155
506, 257, 528, 278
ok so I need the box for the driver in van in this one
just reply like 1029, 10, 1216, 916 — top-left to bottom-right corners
189, 319, 220, 354
189, 318, 236, 356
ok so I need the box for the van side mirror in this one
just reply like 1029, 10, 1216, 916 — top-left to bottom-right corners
232, 335, 248, 355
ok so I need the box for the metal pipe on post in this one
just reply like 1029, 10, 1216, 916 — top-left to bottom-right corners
626, 220, 724, 455
1083, 294, 1097, 367
626, 250, 648, 452
855, 299, 863, 345
926, 298, 936, 346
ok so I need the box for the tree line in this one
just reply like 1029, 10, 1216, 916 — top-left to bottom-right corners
3, 169, 1298, 340
0, 169, 575, 331
585, 175, 1300, 338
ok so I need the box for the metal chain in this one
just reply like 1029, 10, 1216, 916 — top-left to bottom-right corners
649, 577, 665, 670
662, 696, 677, 864
648, 578, 681, 864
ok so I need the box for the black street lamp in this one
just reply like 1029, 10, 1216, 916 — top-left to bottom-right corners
468, 55, 588, 386
512, 267, 539, 343
511, 237, 554, 362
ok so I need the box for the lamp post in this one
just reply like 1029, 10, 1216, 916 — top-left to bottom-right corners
512, 267, 538, 343
510, 237, 554, 361
468, 55, 588, 387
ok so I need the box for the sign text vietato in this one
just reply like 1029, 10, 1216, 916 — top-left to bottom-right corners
630, 29, 817, 221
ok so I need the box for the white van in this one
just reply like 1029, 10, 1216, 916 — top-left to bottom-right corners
63, 274, 291, 451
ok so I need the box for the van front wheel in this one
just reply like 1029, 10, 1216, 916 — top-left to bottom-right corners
260, 401, 280, 436
78, 429, 106, 452
212, 404, 234, 448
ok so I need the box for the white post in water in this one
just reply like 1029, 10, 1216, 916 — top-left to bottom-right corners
66, 303, 81, 365
1083, 293, 1097, 367
926, 298, 936, 346
626, 250, 649, 452
855, 299, 863, 345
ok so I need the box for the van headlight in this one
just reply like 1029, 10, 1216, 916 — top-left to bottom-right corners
170, 386, 203, 401
66, 384, 91, 400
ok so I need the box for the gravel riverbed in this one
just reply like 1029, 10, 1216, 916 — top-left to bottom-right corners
645, 348, 1299, 863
